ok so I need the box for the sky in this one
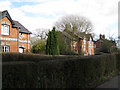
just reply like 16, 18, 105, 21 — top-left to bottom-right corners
0, 0, 119, 40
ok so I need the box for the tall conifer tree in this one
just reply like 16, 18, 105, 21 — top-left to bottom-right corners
46, 27, 60, 55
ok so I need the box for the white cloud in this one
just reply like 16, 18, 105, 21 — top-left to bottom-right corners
0, 0, 119, 39
0, 1, 11, 11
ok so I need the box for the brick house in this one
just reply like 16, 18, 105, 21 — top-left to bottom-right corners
59, 29, 95, 56
94, 34, 105, 54
0, 10, 32, 53
70, 33, 94, 56
95, 34, 116, 54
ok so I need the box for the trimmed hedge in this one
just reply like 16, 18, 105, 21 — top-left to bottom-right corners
115, 52, 120, 71
2, 53, 120, 88
2, 53, 81, 62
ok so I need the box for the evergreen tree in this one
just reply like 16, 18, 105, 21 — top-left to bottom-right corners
55, 31, 60, 55
46, 27, 60, 55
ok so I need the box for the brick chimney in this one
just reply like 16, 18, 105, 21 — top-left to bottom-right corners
103, 34, 105, 39
100, 34, 105, 39
100, 34, 102, 39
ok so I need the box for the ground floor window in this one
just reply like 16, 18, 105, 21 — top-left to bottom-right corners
90, 49, 92, 55
2, 46, 9, 52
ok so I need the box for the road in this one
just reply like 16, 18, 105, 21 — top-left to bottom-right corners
96, 75, 120, 90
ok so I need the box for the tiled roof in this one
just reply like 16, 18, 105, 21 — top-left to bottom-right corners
13, 20, 32, 34
0, 10, 14, 25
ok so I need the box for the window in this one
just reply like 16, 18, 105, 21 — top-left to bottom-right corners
84, 38, 86, 44
2, 46, 9, 52
90, 49, 92, 55
90, 39, 92, 45
94, 44, 96, 48
1, 24, 9, 35
84, 48, 86, 52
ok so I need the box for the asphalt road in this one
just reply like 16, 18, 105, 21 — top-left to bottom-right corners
96, 75, 120, 90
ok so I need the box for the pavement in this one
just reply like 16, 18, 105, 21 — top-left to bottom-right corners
96, 75, 120, 90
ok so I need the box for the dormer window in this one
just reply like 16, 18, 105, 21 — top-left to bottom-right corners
1, 21, 10, 35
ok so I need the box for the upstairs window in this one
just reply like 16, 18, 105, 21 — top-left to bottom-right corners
90, 38, 92, 45
84, 48, 86, 52
84, 38, 86, 44
1, 24, 9, 35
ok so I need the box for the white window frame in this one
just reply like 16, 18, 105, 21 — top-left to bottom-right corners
2, 46, 9, 52
90, 49, 92, 55
1, 24, 9, 35
84, 38, 86, 44
84, 48, 86, 52
90, 38, 92, 45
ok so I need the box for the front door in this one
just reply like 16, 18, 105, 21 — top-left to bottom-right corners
19, 48, 24, 53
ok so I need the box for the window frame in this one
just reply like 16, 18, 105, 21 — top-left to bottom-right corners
90, 49, 92, 55
2, 46, 9, 52
84, 38, 86, 44
1, 24, 10, 35
90, 39, 92, 45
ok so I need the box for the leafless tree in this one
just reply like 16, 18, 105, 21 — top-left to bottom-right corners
33, 28, 49, 40
54, 14, 93, 34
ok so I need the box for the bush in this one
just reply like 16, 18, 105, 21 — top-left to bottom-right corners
115, 52, 120, 72
2, 53, 119, 88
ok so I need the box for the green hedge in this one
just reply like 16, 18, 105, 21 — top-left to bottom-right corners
2, 62, 37, 88
2, 53, 119, 88
115, 52, 120, 71
2, 53, 80, 62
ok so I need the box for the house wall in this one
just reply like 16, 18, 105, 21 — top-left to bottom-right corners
19, 33, 31, 52
81, 38, 88, 55
88, 40, 94, 55
1, 41, 18, 52
0, 17, 18, 52
95, 40, 103, 54
0, 17, 18, 38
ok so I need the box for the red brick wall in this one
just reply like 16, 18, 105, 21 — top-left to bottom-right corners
95, 39, 103, 53
19, 33, 31, 53
0, 17, 18, 38
87, 40, 94, 55
19, 33, 30, 41
1, 41, 18, 52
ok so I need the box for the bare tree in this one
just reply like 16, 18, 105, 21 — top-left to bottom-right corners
54, 14, 93, 34
31, 28, 49, 46
33, 28, 49, 40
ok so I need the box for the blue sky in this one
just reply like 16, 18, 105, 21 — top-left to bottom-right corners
11, 2, 38, 8
0, 0, 119, 40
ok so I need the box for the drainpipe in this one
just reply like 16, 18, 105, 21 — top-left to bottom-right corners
18, 28, 20, 52
27, 33, 28, 53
